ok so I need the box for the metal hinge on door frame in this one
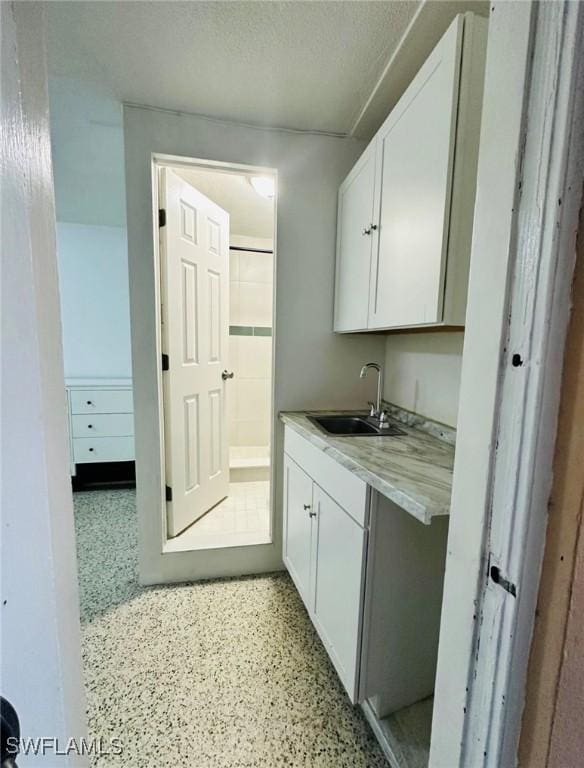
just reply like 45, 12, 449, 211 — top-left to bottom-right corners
165, 485, 172, 503
161, 353, 169, 371
159, 208, 166, 227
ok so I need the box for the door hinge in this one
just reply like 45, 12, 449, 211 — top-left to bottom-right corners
489, 559, 517, 597
159, 208, 166, 227
161, 353, 169, 371
165, 485, 172, 502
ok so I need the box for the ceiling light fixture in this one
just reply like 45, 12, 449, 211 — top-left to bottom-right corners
249, 175, 275, 199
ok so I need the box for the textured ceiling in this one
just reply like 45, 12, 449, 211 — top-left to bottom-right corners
176, 168, 274, 239
47, 0, 420, 134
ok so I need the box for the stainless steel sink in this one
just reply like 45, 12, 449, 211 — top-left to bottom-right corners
308, 414, 406, 437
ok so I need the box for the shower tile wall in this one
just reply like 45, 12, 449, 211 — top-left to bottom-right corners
228, 246, 273, 449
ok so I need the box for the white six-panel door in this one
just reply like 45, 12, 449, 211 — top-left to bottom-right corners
160, 168, 230, 537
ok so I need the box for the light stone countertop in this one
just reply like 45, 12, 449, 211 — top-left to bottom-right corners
280, 411, 455, 525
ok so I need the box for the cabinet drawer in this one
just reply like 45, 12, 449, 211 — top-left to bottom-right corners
71, 413, 134, 438
70, 388, 133, 414
73, 436, 134, 463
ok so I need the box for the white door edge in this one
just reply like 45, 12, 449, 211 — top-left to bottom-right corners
431, 2, 584, 766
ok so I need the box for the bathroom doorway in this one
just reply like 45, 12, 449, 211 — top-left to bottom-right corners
153, 156, 277, 553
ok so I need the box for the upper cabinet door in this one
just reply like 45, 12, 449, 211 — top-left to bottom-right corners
333, 143, 377, 332
368, 18, 463, 330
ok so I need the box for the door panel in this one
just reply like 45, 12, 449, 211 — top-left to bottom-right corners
184, 395, 200, 492
369, 20, 461, 329
283, 454, 314, 606
208, 270, 221, 362
334, 144, 377, 332
161, 168, 230, 536
181, 260, 198, 364
312, 485, 367, 702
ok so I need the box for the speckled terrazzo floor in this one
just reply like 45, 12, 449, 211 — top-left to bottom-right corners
73, 489, 388, 767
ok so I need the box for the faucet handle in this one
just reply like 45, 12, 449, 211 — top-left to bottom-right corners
367, 401, 377, 417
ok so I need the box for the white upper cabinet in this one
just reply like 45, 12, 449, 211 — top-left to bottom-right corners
370, 20, 461, 329
334, 143, 377, 332
334, 13, 487, 333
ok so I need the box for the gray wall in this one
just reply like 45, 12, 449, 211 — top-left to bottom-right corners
384, 331, 464, 427
49, 76, 126, 227
56, 222, 132, 378
124, 105, 386, 583
49, 77, 132, 379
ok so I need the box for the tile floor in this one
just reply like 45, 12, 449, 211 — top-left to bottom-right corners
165, 481, 271, 552
73, 489, 388, 767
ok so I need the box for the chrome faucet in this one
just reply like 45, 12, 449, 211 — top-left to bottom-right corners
360, 362, 388, 426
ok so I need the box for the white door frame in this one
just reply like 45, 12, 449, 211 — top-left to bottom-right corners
431, 2, 584, 766
1, 2, 87, 763
151, 153, 278, 549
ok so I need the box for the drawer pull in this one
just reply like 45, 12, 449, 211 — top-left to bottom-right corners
303, 504, 311, 510
87, 424, 93, 429
86, 400, 93, 405
88, 447, 94, 452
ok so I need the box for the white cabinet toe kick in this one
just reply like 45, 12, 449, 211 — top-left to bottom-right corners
282, 424, 449, 719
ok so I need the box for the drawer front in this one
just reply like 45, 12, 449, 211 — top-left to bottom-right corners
284, 426, 369, 527
70, 388, 133, 415
73, 436, 134, 463
71, 413, 134, 438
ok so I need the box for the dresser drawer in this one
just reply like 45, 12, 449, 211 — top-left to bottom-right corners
73, 436, 134, 463
70, 388, 133, 415
71, 413, 134, 438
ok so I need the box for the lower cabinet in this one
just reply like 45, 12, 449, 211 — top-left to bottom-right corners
283, 455, 314, 602
312, 484, 367, 700
283, 425, 449, 715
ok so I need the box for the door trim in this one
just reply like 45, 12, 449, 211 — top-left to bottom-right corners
151, 153, 278, 558
430, 2, 584, 766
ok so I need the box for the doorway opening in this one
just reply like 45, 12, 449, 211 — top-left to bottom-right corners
153, 157, 277, 553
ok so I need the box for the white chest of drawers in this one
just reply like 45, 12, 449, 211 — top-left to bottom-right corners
65, 378, 134, 475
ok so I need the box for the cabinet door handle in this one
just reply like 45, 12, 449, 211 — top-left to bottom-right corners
362, 226, 371, 236
303, 504, 311, 510
222, 370, 234, 381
